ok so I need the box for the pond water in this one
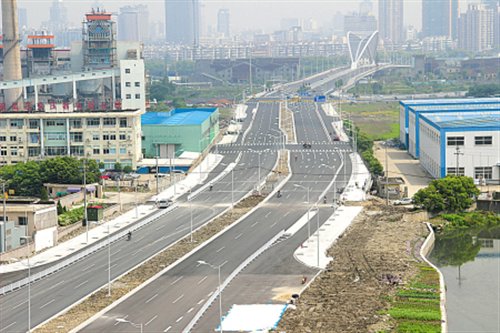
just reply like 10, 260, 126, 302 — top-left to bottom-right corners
430, 228, 500, 332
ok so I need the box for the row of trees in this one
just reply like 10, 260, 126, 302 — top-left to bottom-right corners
343, 120, 383, 176
466, 83, 500, 97
0, 156, 101, 197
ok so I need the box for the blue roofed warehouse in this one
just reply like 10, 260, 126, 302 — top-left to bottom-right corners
141, 108, 219, 158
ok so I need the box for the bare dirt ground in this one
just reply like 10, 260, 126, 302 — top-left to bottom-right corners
277, 199, 429, 333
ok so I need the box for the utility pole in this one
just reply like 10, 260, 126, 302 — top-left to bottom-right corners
454, 146, 464, 176
385, 144, 389, 205
83, 159, 88, 244
1, 181, 6, 253
155, 144, 159, 195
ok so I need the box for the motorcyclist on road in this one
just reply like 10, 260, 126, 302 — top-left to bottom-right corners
127, 231, 132, 241
323, 195, 327, 204
277, 190, 282, 198
209, 183, 213, 191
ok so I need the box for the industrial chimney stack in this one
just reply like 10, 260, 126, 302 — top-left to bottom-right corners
1, 0, 23, 110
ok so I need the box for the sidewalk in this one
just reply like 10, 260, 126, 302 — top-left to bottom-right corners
294, 152, 370, 269
321, 103, 349, 142
0, 153, 224, 274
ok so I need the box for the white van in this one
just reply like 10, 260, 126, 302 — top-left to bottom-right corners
157, 199, 173, 208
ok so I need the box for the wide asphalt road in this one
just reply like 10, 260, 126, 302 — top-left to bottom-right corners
0, 102, 281, 333
81, 100, 351, 332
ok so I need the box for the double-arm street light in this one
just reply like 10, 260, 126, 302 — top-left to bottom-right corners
220, 163, 245, 208
294, 183, 311, 238
13, 235, 33, 332
320, 163, 337, 203
1, 178, 8, 253
116, 318, 143, 333
197, 260, 223, 333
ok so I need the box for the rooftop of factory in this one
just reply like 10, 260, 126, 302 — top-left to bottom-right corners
141, 108, 217, 126
421, 111, 500, 130
400, 97, 500, 107
408, 103, 500, 113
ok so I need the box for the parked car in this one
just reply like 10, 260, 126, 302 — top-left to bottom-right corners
393, 198, 412, 205
156, 199, 173, 209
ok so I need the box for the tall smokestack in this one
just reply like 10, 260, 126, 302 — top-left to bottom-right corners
1, 0, 23, 110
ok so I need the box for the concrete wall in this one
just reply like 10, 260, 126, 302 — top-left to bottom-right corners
419, 120, 441, 179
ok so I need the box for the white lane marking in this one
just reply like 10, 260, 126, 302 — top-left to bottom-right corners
0, 322, 16, 332
216, 246, 225, 253
175, 225, 183, 231
170, 276, 183, 285
172, 294, 184, 304
187, 307, 194, 313
132, 248, 143, 256
74, 280, 88, 289
235, 233, 243, 240
197, 298, 205, 305
145, 314, 158, 326
197, 276, 208, 285
12, 300, 27, 309
48, 280, 65, 291
207, 291, 214, 297
164, 326, 172, 332
106, 263, 118, 271
284, 212, 290, 217
270, 221, 277, 228
176, 316, 183, 323
114, 315, 128, 325
81, 263, 95, 272
133, 236, 144, 243
220, 260, 228, 268
111, 249, 121, 256
145, 293, 158, 304
251, 221, 259, 227
264, 212, 271, 218
155, 225, 165, 231
40, 299, 55, 309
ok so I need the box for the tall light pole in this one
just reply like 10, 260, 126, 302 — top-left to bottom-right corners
116, 318, 143, 333
197, 260, 223, 333
189, 188, 194, 242
107, 221, 111, 296
14, 235, 32, 332
316, 205, 320, 267
1, 179, 7, 253
82, 159, 89, 244
249, 149, 263, 194
155, 144, 160, 195
294, 183, 311, 238
320, 163, 336, 204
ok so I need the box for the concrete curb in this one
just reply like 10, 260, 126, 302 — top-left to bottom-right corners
420, 222, 448, 333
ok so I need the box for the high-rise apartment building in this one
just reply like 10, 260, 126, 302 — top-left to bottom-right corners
118, 5, 150, 42
344, 14, 378, 35
359, 0, 373, 16
165, 0, 200, 45
458, 3, 495, 52
217, 9, 230, 38
422, 0, 459, 39
48, 0, 68, 45
378, 0, 404, 46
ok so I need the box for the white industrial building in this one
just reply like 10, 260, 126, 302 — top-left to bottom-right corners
418, 111, 500, 183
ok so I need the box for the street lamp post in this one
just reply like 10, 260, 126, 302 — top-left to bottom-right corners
316, 206, 320, 267
189, 188, 194, 242
82, 159, 89, 244
116, 318, 143, 333
294, 184, 311, 238
197, 260, 223, 333
107, 221, 111, 296
14, 235, 32, 332
1, 180, 7, 253
248, 149, 263, 194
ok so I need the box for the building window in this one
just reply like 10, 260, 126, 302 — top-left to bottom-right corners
10, 136, 17, 142
18, 216, 28, 226
447, 136, 464, 146
46, 133, 66, 141
126, 94, 131, 99
29, 120, 39, 129
475, 136, 492, 145
475, 167, 493, 180
0, 136, 6, 142
103, 118, 116, 127
87, 118, 100, 127
69, 119, 82, 128
119, 134, 126, 140
125, 82, 131, 87
119, 147, 127, 154
10, 119, 24, 128
46, 146, 67, 156
93, 148, 100, 154
135, 82, 140, 87
125, 68, 131, 74
103, 148, 110, 155
0, 120, 6, 128
447, 167, 465, 176
135, 94, 141, 99
70, 146, 84, 156
70, 132, 83, 142
92, 134, 100, 141
0, 148, 7, 156
10, 147, 18, 156
119, 118, 128, 128
28, 147, 41, 157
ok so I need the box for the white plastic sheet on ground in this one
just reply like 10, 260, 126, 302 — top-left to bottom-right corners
217, 304, 288, 331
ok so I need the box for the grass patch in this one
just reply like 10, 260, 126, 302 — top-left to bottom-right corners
385, 264, 442, 331
397, 321, 441, 333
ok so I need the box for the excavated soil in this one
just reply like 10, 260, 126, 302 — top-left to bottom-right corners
277, 200, 429, 333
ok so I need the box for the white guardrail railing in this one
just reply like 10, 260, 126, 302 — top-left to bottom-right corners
0, 205, 178, 295
183, 230, 285, 333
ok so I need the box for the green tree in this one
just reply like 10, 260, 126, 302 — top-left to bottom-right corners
40, 187, 49, 201
123, 165, 133, 173
114, 162, 123, 172
413, 176, 480, 213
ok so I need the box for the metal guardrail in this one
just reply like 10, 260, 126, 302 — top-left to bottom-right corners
0, 205, 178, 295
183, 230, 285, 333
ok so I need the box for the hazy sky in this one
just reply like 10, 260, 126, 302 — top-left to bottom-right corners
16, 0, 472, 34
